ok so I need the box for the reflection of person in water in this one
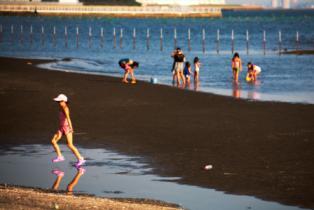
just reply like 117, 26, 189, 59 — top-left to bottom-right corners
232, 83, 241, 99
247, 90, 261, 100
52, 168, 86, 194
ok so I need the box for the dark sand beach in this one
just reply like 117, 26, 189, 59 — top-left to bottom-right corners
0, 57, 314, 209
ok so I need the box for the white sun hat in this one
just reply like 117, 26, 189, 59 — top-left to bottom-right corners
53, 94, 68, 102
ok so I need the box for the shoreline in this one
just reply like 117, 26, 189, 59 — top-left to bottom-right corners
37, 57, 314, 105
0, 55, 306, 105
0, 57, 314, 209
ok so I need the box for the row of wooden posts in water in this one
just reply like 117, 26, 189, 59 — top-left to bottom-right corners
0, 24, 302, 55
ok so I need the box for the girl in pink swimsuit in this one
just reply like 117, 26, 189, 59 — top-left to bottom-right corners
231, 52, 242, 83
51, 94, 85, 168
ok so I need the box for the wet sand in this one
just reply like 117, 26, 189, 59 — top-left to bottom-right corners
0, 185, 179, 210
0, 57, 314, 209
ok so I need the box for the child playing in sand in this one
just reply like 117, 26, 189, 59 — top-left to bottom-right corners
183, 61, 192, 86
246, 62, 262, 82
51, 94, 85, 168
194, 57, 201, 83
231, 52, 242, 83
118, 58, 139, 84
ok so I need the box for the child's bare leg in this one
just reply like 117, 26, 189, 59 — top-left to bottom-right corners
65, 133, 83, 160
194, 72, 198, 83
123, 71, 129, 82
180, 72, 186, 85
233, 70, 238, 82
130, 70, 136, 82
235, 71, 239, 82
52, 175, 63, 190
172, 71, 175, 83
176, 71, 181, 85
51, 132, 63, 157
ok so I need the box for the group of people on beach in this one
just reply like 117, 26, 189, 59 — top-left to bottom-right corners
170, 49, 261, 87
171, 47, 201, 87
116, 49, 261, 87
232, 52, 261, 83
50, 50, 261, 173
116, 48, 202, 87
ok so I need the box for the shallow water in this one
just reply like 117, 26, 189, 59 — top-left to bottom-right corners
0, 144, 310, 210
0, 10, 314, 104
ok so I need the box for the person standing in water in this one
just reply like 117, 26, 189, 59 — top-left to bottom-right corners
51, 94, 85, 168
231, 52, 242, 83
193, 57, 201, 83
118, 58, 139, 84
171, 48, 186, 86
183, 61, 192, 86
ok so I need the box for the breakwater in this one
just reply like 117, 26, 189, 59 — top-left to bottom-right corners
0, 3, 222, 18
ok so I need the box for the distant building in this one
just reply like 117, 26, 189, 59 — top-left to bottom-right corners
136, 0, 225, 6
0, 0, 80, 3
272, 0, 278, 8
282, 0, 290, 8
59, 0, 78, 3
0, 0, 41, 2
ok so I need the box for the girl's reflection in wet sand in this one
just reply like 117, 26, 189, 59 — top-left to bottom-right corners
52, 167, 86, 194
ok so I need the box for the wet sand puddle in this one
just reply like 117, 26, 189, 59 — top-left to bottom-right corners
0, 144, 310, 210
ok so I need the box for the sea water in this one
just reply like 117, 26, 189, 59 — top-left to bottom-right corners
0, 10, 314, 104
0, 144, 311, 210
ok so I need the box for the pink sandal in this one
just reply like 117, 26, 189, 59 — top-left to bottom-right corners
52, 156, 65, 163
75, 158, 86, 168
52, 169, 65, 177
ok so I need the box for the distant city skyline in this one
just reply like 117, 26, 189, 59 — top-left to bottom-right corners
0, 0, 312, 8
226, 0, 313, 8
226, 0, 278, 6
